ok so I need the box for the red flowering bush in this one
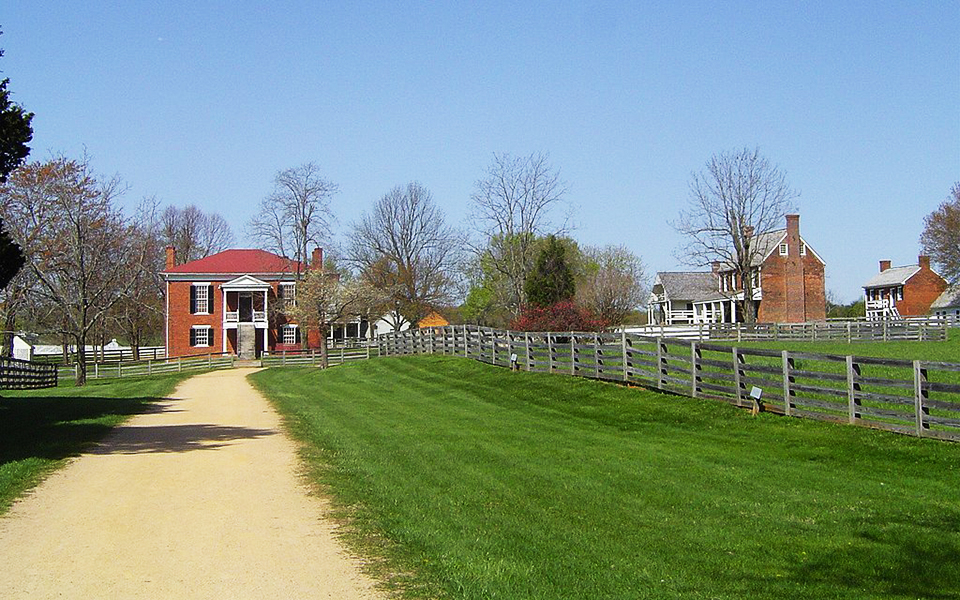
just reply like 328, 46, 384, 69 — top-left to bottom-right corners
510, 300, 608, 332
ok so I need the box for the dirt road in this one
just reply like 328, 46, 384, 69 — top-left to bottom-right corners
0, 368, 386, 599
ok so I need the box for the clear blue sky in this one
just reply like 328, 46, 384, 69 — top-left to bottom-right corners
3, 1, 958, 302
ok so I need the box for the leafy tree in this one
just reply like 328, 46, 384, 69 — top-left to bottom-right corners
348, 182, 464, 330
920, 183, 960, 283
511, 300, 607, 332
470, 152, 567, 315
673, 148, 797, 323
576, 245, 647, 326
0, 30, 33, 184
524, 235, 574, 308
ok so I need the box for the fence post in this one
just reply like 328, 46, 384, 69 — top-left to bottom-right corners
883, 320, 888, 342
148, 359, 152, 376
594, 333, 601, 379
341, 346, 345, 365
913, 360, 929, 437
656, 339, 664, 390
118, 362, 122, 378
547, 333, 554, 373
463, 325, 469, 358
178, 357, 182, 372
846, 356, 861, 424
621, 330, 629, 383
208, 353, 212, 368
690, 341, 700, 397
571, 334, 576, 376
782, 351, 793, 416
95, 362, 99, 380
732, 347, 743, 406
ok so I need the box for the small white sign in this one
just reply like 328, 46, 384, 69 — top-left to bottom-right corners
749, 386, 763, 400
510, 353, 518, 363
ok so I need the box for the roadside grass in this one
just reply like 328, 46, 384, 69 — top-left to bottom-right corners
251, 356, 960, 600
0, 373, 190, 514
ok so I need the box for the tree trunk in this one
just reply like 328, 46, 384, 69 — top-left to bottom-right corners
319, 325, 329, 369
2, 310, 16, 357
75, 334, 87, 386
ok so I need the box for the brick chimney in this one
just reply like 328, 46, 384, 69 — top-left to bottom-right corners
165, 246, 176, 270
785, 214, 800, 239
783, 214, 804, 323
919, 255, 931, 270
312, 247, 324, 270
711, 261, 722, 274
879, 260, 891, 272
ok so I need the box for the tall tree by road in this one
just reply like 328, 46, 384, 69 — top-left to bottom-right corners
920, 183, 960, 283
348, 182, 463, 330
470, 152, 567, 316
0, 156, 151, 385
248, 163, 337, 275
0, 29, 33, 184
160, 204, 233, 264
672, 147, 797, 323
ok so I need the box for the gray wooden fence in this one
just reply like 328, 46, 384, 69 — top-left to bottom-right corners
628, 319, 948, 342
380, 325, 960, 442
57, 353, 236, 383
0, 356, 58, 389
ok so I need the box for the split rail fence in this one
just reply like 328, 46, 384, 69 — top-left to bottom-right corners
630, 319, 947, 342
57, 352, 235, 383
261, 346, 379, 367
381, 325, 960, 442
0, 356, 58, 389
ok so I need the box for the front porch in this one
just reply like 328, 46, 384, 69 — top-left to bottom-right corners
221, 275, 272, 357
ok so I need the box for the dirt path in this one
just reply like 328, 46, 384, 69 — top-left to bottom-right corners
0, 368, 387, 599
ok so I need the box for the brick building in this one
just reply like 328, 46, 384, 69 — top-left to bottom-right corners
648, 214, 826, 324
862, 256, 947, 319
162, 247, 325, 358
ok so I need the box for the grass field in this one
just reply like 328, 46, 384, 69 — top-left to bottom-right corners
732, 326, 960, 361
0, 373, 189, 514
251, 356, 960, 600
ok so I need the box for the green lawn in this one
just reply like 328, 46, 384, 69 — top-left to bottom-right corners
0, 373, 189, 513
251, 356, 960, 600
731, 326, 960, 361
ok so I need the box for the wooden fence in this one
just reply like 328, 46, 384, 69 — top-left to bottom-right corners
0, 356, 58, 389
628, 318, 948, 342
57, 353, 235, 383
381, 325, 960, 442
260, 346, 379, 367
35, 346, 166, 365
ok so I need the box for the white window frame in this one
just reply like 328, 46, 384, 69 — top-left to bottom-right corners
191, 325, 212, 348
279, 282, 297, 308
779, 243, 788, 256
281, 324, 298, 345
192, 282, 210, 315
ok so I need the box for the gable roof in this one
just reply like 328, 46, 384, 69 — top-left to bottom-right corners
931, 285, 960, 310
653, 272, 723, 302
714, 229, 825, 269
163, 249, 305, 275
862, 265, 920, 288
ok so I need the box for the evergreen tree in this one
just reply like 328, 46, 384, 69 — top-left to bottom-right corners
524, 235, 575, 308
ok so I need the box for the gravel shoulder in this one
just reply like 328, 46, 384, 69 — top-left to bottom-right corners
0, 368, 386, 599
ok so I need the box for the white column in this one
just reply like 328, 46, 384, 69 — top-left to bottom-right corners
222, 287, 227, 353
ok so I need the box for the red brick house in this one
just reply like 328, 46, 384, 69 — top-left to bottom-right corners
648, 214, 826, 324
162, 247, 325, 358
862, 256, 947, 319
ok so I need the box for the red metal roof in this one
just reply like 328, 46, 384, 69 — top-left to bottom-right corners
163, 249, 305, 275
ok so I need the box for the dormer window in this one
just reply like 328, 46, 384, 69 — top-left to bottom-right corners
779, 243, 788, 256
800, 242, 807, 256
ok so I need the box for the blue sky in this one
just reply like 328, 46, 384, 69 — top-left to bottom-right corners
3, 1, 958, 302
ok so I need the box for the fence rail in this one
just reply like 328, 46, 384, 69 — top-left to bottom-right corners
57, 353, 235, 382
0, 356, 58, 389
381, 325, 960, 442
35, 346, 166, 365
260, 346, 379, 368
627, 318, 948, 342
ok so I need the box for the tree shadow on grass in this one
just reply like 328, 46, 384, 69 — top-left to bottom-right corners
0, 395, 169, 464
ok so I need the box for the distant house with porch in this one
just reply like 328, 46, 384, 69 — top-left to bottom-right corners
648, 214, 826, 324
862, 256, 947, 319
162, 246, 377, 358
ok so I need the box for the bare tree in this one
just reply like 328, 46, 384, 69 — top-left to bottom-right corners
288, 268, 379, 368
248, 163, 337, 274
672, 148, 797, 323
160, 204, 233, 263
348, 182, 464, 329
920, 183, 960, 283
0, 156, 151, 384
576, 245, 648, 326
470, 152, 567, 315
